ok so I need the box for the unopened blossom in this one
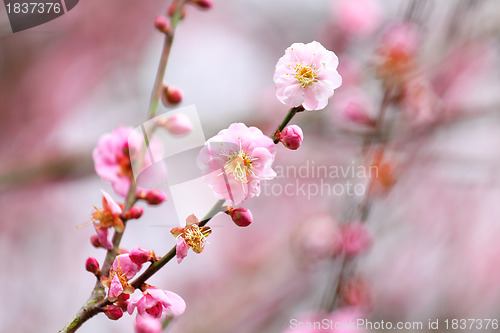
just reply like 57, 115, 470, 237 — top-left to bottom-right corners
85, 257, 100, 276
278, 125, 303, 150
91, 190, 124, 250
197, 123, 276, 205
130, 247, 155, 265
340, 221, 372, 257
101, 254, 142, 302
135, 315, 162, 333
128, 288, 186, 318
274, 41, 342, 110
226, 207, 253, 227
161, 85, 183, 106
103, 304, 123, 320
93, 126, 164, 198
157, 113, 192, 136
171, 214, 212, 263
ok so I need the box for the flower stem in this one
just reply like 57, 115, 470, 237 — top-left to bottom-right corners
148, 0, 187, 120
271, 105, 305, 143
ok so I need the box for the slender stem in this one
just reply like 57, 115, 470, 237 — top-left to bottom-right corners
271, 106, 305, 143
148, 0, 187, 120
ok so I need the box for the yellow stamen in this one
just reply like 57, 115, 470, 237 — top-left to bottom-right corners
294, 63, 318, 87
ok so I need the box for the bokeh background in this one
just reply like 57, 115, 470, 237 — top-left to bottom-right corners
2, 0, 500, 332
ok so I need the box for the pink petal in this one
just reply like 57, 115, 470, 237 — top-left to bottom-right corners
176, 237, 188, 264
101, 190, 122, 216
163, 290, 186, 317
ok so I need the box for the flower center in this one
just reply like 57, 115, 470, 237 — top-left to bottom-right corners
224, 149, 253, 184
92, 208, 114, 228
294, 63, 318, 87
183, 224, 212, 254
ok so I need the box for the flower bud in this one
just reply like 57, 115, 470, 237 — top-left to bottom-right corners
125, 206, 144, 220
168, 2, 186, 19
138, 189, 167, 205
130, 247, 155, 265
103, 305, 123, 321
190, 0, 213, 9
154, 16, 170, 34
279, 125, 303, 150
158, 113, 193, 136
90, 235, 101, 248
85, 257, 101, 276
227, 207, 253, 227
161, 85, 183, 106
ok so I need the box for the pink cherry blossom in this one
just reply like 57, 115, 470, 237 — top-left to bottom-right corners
112, 254, 142, 279
91, 190, 124, 250
92, 126, 164, 198
128, 288, 186, 319
135, 315, 162, 333
197, 123, 277, 205
175, 237, 188, 264
274, 41, 342, 111
333, 88, 376, 127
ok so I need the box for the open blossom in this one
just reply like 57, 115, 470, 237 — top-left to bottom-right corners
171, 214, 211, 263
92, 126, 164, 198
91, 190, 124, 250
101, 254, 142, 302
274, 41, 342, 111
127, 288, 186, 318
197, 123, 276, 205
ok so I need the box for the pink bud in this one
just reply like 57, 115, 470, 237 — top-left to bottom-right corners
130, 247, 154, 265
229, 207, 253, 227
125, 206, 144, 220
159, 113, 193, 136
168, 2, 186, 19
139, 189, 167, 205
103, 305, 123, 320
341, 221, 372, 257
161, 85, 183, 106
135, 315, 162, 333
191, 0, 213, 9
90, 235, 101, 248
154, 16, 170, 34
279, 125, 303, 150
85, 257, 101, 276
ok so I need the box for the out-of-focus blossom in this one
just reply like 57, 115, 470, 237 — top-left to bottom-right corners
368, 150, 397, 195
341, 276, 372, 308
171, 214, 212, 263
337, 57, 363, 87
340, 221, 372, 257
333, 88, 376, 127
93, 126, 164, 198
101, 254, 142, 302
278, 125, 304, 150
91, 190, 124, 250
293, 214, 342, 261
376, 22, 421, 84
401, 76, 439, 124
333, 0, 382, 37
154, 16, 170, 34
127, 288, 186, 318
197, 123, 277, 205
274, 41, 342, 110
157, 113, 193, 136
135, 315, 162, 333
93, 127, 136, 197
